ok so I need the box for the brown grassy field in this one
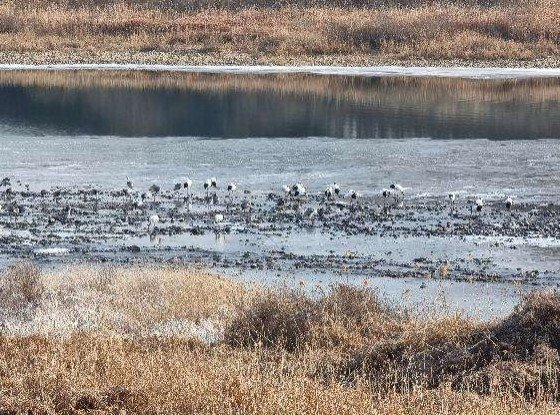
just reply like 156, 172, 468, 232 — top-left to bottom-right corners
2, 261, 560, 413
0, 0, 559, 66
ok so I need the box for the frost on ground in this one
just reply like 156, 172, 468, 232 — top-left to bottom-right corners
2, 64, 560, 79
0, 262, 244, 341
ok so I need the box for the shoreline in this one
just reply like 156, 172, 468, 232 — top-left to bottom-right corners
1, 62, 560, 79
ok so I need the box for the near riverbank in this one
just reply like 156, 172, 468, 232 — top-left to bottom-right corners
2, 262, 560, 414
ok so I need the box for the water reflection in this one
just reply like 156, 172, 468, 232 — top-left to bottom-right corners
0, 70, 559, 139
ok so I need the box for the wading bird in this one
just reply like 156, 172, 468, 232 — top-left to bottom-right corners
183, 178, 193, 198
471, 198, 484, 214
204, 179, 212, 199
148, 214, 159, 234
381, 188, 393, 212
148, 185, 160, 200
333, 183, 340, 196
348, 190, 360, 202
126, 176, 133, 190
505, 196, 514, 210
325, 186, 334, 201
449, 193, 457, 212
390, 183, 405, 202
291, 183, 306, 197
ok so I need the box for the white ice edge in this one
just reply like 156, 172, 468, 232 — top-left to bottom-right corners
0, 64, 560, 79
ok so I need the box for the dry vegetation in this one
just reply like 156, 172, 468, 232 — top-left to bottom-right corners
3, 69, 560, 102
0, 0, 559, 65
1, 261, 560, 413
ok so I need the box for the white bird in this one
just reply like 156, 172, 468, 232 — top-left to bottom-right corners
390, 183, 405, 202
148, 185, 160, 198
333, 183, 340, 196
381, 188, 393, 211
291, 183, 306, 197
227, 183, 237, 193
382, 188, 392, 198
214, 213, 224, 223
126, 176, 133, 190
210, 177, 217, 188
348, 190, 361, 200
448, 193, 457, 213
204, 179, 212, 197
475, 198, 484, 213
325, 186, 334, 201
148, 214, 159, 234
141, 191, 152, 202
282, 185, 291, 195
505, 196, 514, 210
183, 178, 193, 198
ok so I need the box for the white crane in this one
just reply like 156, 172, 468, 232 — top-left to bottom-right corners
472, 198, 484, 214
148, 185, 160, 200
148, 214, 159, 234
204, 179, 212, 198
505, 196, 514, 210
291, 183, 306, 197
214, 213, 225, 232
449, 193, 457, 212
449, 193, 456, 204
183, 178, 193, 199
348, 190, 361, 201
333, 183, 340, 196
390, 183, 405, 202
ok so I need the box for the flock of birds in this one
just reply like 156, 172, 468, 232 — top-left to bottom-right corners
133, 177, 514, 235
0, 175, 516, 236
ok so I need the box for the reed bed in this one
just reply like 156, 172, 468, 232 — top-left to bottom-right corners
1, 261, 560, 413
0, 0, 559, 65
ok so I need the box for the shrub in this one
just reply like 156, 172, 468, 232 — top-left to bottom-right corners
224, 289, 315, 352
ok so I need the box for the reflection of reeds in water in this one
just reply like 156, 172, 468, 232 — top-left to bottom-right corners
1, 70, 560, 106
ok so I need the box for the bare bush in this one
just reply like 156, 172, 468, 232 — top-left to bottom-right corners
225, 289, 315, 351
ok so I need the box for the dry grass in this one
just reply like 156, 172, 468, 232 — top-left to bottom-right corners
1, 262, 560, 413
0, 0, 559, 65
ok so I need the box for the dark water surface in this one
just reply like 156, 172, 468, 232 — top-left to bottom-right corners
1, 70, 560, 139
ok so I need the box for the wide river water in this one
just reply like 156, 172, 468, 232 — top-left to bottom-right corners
0, 69, 559, 318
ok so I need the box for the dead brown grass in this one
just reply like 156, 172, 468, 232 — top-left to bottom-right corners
0, 0, 558, 65
2, 262, 560, 413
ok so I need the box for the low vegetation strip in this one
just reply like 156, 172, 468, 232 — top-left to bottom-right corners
1, 262, 560, 413
0, 0, 559, 66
